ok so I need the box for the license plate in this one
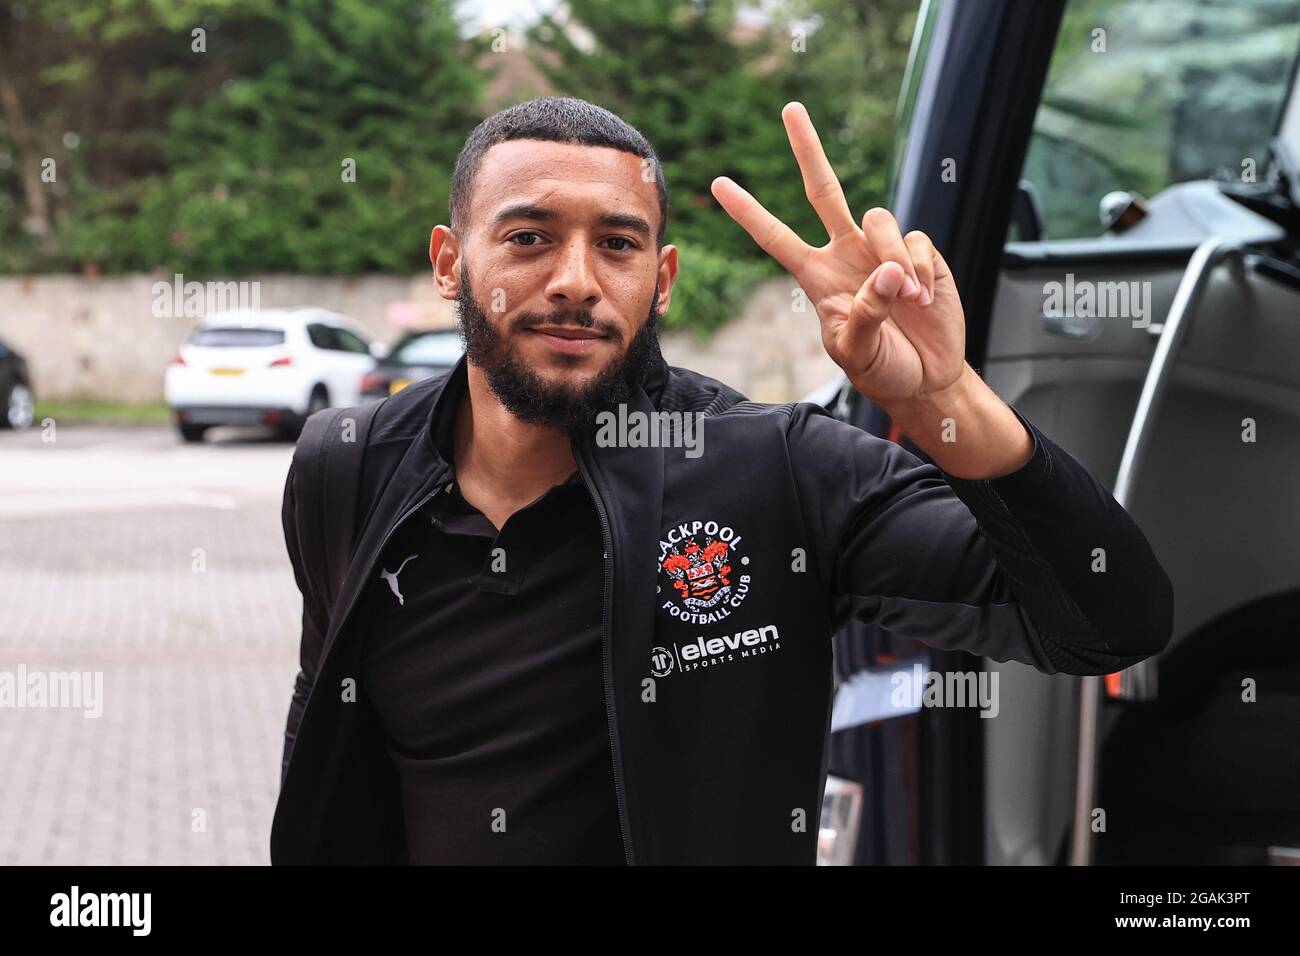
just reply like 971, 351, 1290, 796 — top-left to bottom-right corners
389, 379, 411, 395
210, 367, 245, 377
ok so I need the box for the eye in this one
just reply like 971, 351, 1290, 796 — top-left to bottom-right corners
601, 236, 637, 252
507, 231, 543, 247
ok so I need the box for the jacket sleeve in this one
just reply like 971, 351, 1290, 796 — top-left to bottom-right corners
786, 402, 1174, 675
279, 459, 330, 784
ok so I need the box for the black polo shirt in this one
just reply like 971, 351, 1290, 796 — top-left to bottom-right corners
358, 387, 624, 864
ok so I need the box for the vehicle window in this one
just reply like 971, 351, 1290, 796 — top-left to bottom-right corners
1013, 0, 1300, 240
333, 328, 371, 354
189, 327, 285, 347
306, 324, 340, 350
392, 332, 465, 366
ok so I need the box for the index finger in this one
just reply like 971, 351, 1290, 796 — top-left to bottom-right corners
711, 176, 812, 276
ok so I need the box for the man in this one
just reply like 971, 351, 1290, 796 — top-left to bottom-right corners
271, 96, 1172, 865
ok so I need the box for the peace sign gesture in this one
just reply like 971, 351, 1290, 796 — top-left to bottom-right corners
711, 102, 966, 406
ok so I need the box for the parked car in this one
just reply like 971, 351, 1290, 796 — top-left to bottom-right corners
812, 0, 1300, 866
164, 308, 379, 442
360, 328, 464, 400
0, 337, 34, 431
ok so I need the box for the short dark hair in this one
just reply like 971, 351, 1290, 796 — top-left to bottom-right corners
449, 96, 668, 247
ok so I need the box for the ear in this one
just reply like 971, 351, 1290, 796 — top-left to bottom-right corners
430, 225, 461, 301
655, 244, 679, 317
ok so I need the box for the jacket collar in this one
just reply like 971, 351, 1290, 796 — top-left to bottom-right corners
425, 343, 673, 467
428, 351, 470, 465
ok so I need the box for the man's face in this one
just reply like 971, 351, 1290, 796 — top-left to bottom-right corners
435, 139, 677, 433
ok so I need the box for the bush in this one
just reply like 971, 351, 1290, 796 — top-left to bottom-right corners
661, 240, 775, 339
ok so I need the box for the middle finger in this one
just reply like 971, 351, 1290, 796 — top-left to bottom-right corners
782, 102, 858, 241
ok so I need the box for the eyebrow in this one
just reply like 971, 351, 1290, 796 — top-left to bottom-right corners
492, 203, 653, 241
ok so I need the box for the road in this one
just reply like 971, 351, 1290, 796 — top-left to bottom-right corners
0, 423, 300, 864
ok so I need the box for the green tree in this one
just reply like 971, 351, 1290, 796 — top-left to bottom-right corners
1, 0, 921, 338
0, 0, 259, 270
526, 0, 913, 334
69, 0, 486, 274
773, 0, 917, 213
0, 0, 486, 274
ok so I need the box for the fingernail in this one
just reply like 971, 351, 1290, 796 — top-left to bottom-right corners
919, 285, 933, 306
875, 266, 904, 298
900, 275, 920, 298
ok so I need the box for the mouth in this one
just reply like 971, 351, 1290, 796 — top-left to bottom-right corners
526, 325, 610, 355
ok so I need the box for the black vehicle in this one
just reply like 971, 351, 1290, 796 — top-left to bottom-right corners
0, 338, 34, 431
813, 0, 1300, 866
360, 329, 464, 400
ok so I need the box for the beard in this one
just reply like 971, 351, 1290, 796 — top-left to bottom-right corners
455, 261, 663, 435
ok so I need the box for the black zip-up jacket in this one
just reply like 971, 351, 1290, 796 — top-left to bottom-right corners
271, 350, 1173, 865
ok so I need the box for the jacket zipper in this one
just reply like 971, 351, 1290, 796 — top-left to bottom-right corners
577, 454, 636, 866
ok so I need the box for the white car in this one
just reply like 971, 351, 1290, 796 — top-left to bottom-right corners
164, 309, 380, 442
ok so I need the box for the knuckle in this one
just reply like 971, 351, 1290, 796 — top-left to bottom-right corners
761, 221, 785, 249
807, 178, 838, 202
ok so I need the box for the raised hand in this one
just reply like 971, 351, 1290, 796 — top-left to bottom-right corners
711, 102, 965, 406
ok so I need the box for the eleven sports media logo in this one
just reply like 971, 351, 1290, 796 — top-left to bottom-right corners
653, 519, 782, 676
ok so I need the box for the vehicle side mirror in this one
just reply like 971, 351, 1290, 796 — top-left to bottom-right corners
1010, 179, 1046, 242
1099, 190, 1149, 233
369, 341, 390, 360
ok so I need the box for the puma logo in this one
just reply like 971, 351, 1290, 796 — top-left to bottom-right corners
380, 554, 418, 606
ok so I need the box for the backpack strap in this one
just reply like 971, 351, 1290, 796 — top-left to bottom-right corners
295, 401, 383, 611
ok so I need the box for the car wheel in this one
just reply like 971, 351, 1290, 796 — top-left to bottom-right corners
279, 386, 329, 441
178, 423, 208, 443
3, 382, 34, 431
306, 387, 330, 418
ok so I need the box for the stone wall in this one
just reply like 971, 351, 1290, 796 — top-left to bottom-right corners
0, 273, 453, 404
660, 277, 841, 404
0, 273, 841, 404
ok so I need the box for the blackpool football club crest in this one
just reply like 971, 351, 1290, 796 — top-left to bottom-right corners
657, 519, 751, 626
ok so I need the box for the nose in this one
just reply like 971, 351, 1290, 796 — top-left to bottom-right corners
545, 237, 602, 311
